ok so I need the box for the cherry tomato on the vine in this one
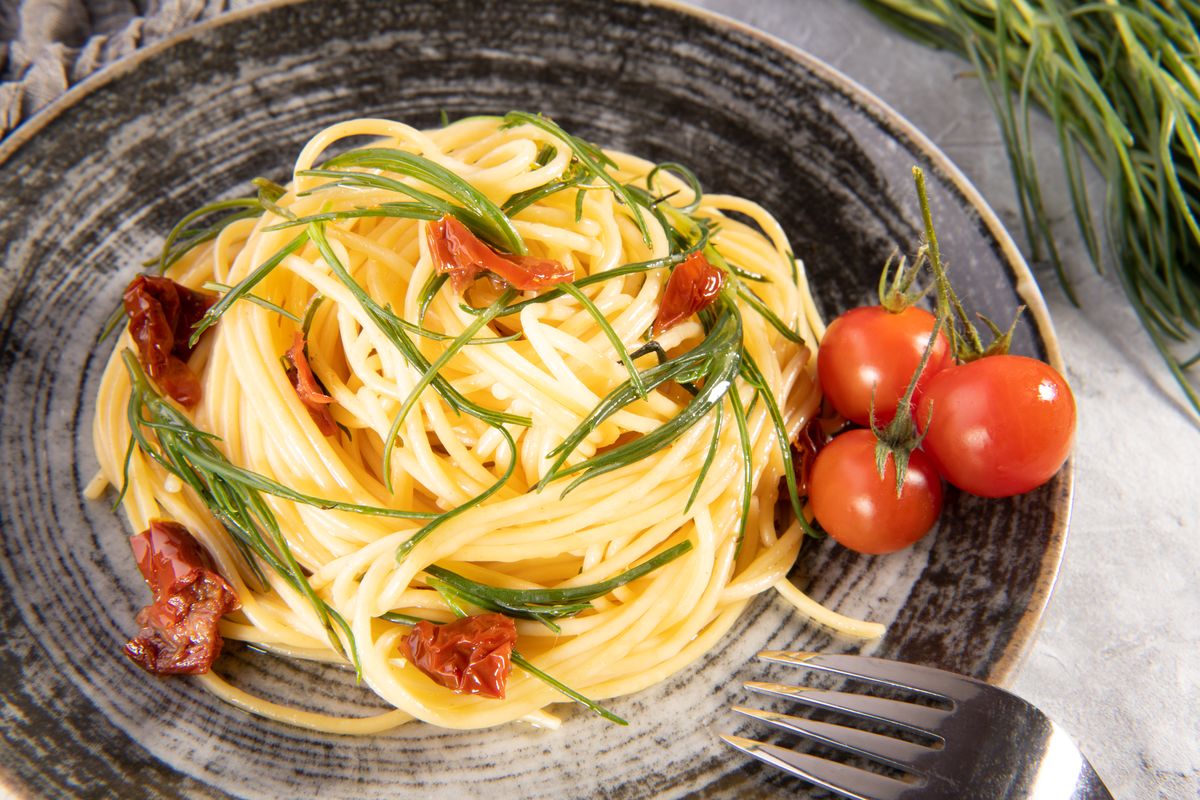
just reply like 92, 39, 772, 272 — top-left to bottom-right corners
916, 355, 1076, 498
817, 306, 952, 427
808, 429, 944, 555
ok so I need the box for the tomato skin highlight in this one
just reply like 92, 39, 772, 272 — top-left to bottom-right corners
808, 429, 943, 555
817, 306, 952, 427
916, 355, 1076, 498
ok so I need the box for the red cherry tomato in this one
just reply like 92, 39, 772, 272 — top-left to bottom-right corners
808, 429, 944, 554
817, 306, 952, 427
916, 355, 1075, 498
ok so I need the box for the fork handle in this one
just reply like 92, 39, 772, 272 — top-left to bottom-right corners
1072, 760, 1114, 800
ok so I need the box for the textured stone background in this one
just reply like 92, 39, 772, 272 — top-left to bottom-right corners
2, 1, 1197, 797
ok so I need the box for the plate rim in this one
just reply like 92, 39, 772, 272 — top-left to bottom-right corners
0, 0, 1073, 793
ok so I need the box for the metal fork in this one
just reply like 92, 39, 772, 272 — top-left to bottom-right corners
722, 652, 1113, 799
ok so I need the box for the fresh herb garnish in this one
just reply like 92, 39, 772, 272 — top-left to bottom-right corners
380, 288, 518, 491
736, 284, 805, 345
686, 401, 724, 513
463, 249, 699, 320
502, 162, 589, 216
727, 386, 754, 552
100, 196, 266, 339
558, 281, 648, 399
741, 353, 805, 524
202, 281, 301, 322
303, 146, 524, 254
647, 162, 703, 214
502, 111, 653, 247
536, 300, 742, 495
508, 651, 626, 725
392, 423, 516, 562
189, 233, 309, 346
417, 272, 449, 325
423, 540, 693, 627
864, 0, 1200, 412
300, 223, 526, 564
263, 204, 442, 231
394, 316, 521, 345
307, 223, 529, 431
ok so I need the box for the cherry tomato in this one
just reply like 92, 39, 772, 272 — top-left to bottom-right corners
817, 306, 952, 427
808, 429, 943, 554
916, 355, 1075, 498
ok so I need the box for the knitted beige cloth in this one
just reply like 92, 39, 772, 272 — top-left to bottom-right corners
0, 0, 256, 136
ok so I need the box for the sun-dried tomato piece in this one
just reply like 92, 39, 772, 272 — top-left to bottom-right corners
284, 331, 337, 436
123, 275, 215, 407
651, 251, 725, 337
426, 215, 572, 292
123, 520, 240, 675
402, 613, 518, 699
791, 416, 831, 497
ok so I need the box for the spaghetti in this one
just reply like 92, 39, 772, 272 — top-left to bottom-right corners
89, 113, 882, 732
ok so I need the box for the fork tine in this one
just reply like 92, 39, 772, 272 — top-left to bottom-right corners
745, 682, 949, 737
758, 652, 982, 703
732, 706, 938, 772
721, 734, 915, 800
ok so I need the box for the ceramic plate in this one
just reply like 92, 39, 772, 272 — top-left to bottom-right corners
0, 1, 1071, 797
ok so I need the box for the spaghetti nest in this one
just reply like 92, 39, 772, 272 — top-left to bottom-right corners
90, 113, 880, 733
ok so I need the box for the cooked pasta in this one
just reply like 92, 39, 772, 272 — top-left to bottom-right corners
89, 113, 882, 732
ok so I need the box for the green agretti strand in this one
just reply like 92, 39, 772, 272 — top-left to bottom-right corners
863, 0, 1200, 412
423, 540, 693, 630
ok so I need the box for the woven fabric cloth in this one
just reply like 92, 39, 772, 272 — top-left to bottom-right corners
0, 0, 241, 136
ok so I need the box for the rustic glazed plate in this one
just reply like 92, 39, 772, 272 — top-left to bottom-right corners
0, 0, 1072, 797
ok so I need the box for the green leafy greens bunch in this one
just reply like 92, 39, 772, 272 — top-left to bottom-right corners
864, 0, 1200, 412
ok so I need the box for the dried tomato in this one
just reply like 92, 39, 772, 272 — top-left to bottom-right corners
284, 331, 337, 436
402, 613, 518, 699
791, 416, 831, 496
651, 251, 724, 336
123, 520, 240, 675
123, 275, 215, 407
426, 215, 572, 292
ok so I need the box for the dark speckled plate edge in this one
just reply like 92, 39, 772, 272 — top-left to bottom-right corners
0, 0, 1072, 795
